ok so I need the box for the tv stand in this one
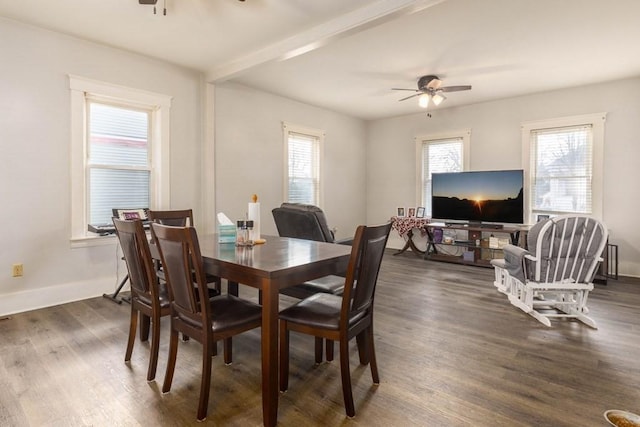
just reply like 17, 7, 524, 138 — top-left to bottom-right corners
424, 223, 527, 268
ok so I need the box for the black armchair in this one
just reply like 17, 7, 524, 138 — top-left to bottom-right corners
272, 203, 352, 245
272, 203, 351, 300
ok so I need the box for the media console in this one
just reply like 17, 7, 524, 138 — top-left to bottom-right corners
424, 222, 528, 267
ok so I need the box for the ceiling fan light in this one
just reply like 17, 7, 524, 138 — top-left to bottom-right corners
432, 93, 446, 106
418, 93, 430, 108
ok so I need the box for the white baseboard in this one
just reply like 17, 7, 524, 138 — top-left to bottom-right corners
0, 277, 125, 317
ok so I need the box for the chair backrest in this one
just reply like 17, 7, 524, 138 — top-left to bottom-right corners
341, 222, 392, 323
272, 203, 335, 243
148, 209, 194, 243
113, 218, 158, 300
151, 223, 210, 330
527, 214, 608, 284
149, 209, 194, 227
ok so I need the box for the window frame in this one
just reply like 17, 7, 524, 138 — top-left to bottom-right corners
415, 130, 471, 214
282, 122, 324, 207
69, 75, 172, 246
521, 113, 606, 224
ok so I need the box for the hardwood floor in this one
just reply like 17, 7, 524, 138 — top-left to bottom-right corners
1, 251, 639, 426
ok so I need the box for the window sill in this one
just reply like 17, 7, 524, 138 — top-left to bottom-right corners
70, 234, 117, 249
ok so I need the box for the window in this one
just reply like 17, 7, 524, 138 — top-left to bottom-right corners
415, 130, 470, 216
87, 102, 150, 225
522, 113, 606, 223
283, 123, 323, 205
70, 76, 172, 244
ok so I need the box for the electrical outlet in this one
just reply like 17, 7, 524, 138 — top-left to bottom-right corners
12, 264, 23, 277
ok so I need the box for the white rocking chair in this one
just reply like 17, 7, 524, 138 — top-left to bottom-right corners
493, 214, 608, 328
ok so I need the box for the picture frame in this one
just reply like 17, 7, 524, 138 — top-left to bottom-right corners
397, 207, 405, 217
408, 207, 416, 217
416, 207, 425, 218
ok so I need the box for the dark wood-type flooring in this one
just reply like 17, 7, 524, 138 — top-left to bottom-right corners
1, 251, 639, 426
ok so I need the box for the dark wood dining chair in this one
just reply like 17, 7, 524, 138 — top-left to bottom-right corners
148, 209, 222, 295
278, 222, 392, 418
113, 218, 169, 382
151, 223, 262, 422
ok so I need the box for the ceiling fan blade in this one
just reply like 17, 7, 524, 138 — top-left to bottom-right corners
391, 88, 419, 92
441, 85, 472, 92
398, 93, 422, 102
139, 0, 158, 4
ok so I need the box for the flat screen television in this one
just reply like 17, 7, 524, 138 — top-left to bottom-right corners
431, 169, 524, 225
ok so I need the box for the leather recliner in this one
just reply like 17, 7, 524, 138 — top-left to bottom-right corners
271, 203, 351, 299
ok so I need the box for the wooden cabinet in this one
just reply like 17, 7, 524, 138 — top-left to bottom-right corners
424, 223, 527, 267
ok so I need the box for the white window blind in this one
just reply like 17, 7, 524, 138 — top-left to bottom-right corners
529, 124, 593, 215
421, 138, 464, 216
286, 128, 321, 205
87, 102, 151, 224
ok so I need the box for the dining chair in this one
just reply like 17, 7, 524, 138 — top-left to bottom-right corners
278, 222, 392, 418
148, 209, 222, 295
151, 223, 262, 422
113, 218, 169, 382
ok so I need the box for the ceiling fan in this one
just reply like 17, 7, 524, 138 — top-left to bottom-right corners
392, 75, 471, 108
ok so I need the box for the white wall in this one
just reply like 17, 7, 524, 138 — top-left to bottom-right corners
214, 82, 367, 241
368, 76, 640, 276
0, 18, 203, 315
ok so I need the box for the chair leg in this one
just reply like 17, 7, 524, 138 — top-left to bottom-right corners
147, 313, 161, 381
223, 337, 233, 365
356, 331, 369, 365
279, 321, 289, 392
197, 339, 214, 421
367, 326, 379, 384
162, 328, 179, 394
125, 305, 138, 362
339, 336, 355, 418
326, 339, 334, 362
315, 337, 323, 364
139, 313, 150, 342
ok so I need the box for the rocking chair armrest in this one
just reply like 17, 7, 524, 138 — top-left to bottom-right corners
502, 244, 531, 283
502, 244, 529, 259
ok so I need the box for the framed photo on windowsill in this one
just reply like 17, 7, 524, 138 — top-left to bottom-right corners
397, 207, 405, 217
407, 207, 416, 217
416, 207, 425, 218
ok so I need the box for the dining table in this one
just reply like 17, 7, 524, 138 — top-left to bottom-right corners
197, 234, 352, 426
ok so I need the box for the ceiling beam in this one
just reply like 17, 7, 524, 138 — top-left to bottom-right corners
205, 0, 447, 82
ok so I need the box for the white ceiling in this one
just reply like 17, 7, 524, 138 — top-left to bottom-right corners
2, 0, 640, 120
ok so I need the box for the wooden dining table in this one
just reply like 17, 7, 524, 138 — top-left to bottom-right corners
197, 234, 351, 426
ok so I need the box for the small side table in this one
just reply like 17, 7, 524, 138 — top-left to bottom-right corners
390, 216, 431, 257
